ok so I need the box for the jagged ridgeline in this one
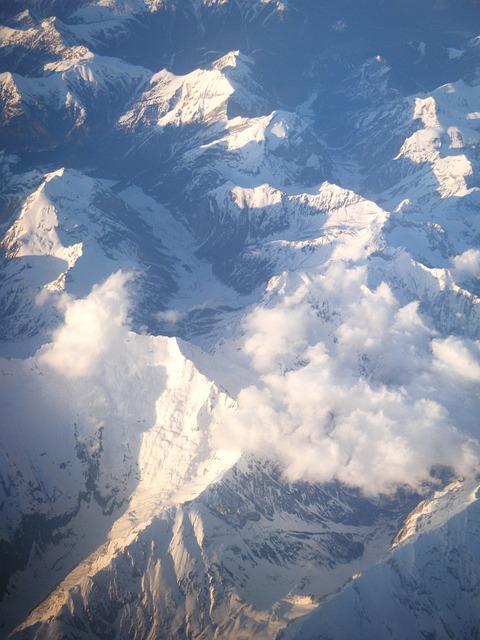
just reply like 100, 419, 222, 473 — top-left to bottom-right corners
1, 1, 480, 639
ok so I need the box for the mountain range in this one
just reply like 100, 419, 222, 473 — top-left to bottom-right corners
1, 1, 480, 638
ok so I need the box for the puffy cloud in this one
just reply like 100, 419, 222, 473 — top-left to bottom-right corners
213, 262, 480, 496
452, 248, 480, 279
157, 309, 187, 324
243, 303, 316, 373
39, 271, 132, 378
432, 335, 480, 382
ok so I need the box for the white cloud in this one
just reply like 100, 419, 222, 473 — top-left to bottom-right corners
212, 262, 480, 495
157, 309, 186, 324
432, 336, 480, 382
452, 248, 480, 279
243, 303, 316, 373
39, 271, 132, 378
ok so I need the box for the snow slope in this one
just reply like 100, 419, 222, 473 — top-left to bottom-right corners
0, 305, 238, 632
280, 479, 480, 640
11, 456, 415, 640
0, 168, 179, 354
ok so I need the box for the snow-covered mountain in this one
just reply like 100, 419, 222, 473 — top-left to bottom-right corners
280, 478, 480, 640
1, 0, 480, 638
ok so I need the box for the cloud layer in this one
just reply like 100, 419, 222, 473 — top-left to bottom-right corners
213, 262, 479, 495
